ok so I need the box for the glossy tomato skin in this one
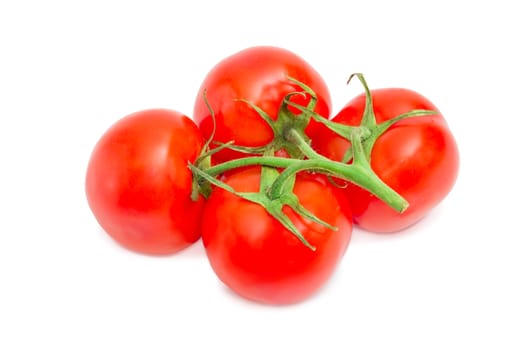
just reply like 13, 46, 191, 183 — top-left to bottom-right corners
201, 167, 352, 305
86, 109, 205, 255
193, 46, 331, 163
312, 88, 459, 233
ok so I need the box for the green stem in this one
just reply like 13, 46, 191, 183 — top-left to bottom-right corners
196, 74, 412, 215
267, 159, 324, 200
202, 149, 408, 212
268, 157, 408, 213
349, 73, 376, 127
283, 129, 408, 212
206, 157, 300, 177
190, 74, 419, 249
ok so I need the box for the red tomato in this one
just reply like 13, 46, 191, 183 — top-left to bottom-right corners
312, 88, 459, 232
193, 46, 331, 163
201, 167, 352, 305
85, 109, 205, 255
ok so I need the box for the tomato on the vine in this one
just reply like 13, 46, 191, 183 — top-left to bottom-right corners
313, 88, 459, 232
85, 109, 205, 255
201, 167, 353, 305
193, 46, 331, 163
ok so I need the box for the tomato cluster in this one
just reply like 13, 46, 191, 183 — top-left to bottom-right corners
86, 46, 459, 305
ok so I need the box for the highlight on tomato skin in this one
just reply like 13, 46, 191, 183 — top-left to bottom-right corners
85, 109, 205, 255
193, 46, 332, 164
312, 88, 460, 233
200, 167, 353, 305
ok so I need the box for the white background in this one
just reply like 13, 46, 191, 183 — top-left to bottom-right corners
1, 1, 524, 349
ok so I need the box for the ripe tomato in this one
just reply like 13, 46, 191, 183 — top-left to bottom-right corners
85, 109, 205, 255
312, 88, 459, 232
193, 46, 331, 163
201, 167, 352, 305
